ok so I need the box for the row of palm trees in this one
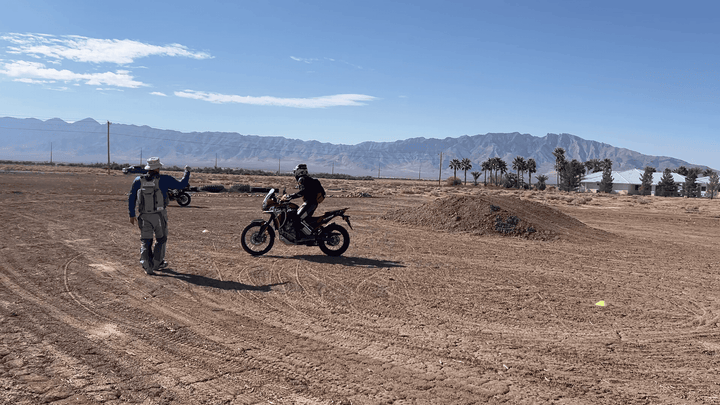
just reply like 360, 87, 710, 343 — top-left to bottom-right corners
447, 156, 539, 188
448, 158, 473, 184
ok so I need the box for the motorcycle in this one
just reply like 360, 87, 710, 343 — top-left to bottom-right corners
241, 188, 352, 256
168, 187, 192, 207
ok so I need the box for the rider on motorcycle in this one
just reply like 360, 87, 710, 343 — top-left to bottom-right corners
282, 164, 326, 238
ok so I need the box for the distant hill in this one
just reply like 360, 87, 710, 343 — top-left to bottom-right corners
0, 117, 705, 179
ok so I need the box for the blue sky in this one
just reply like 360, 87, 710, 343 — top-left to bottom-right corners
1, 0, 718, 168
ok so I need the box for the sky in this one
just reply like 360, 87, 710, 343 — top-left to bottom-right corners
0, 0, 718, 168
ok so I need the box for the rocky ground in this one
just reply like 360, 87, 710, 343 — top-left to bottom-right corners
1, 165, 719, 404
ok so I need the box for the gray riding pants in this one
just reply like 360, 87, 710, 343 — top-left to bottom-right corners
137, 211, 168, 271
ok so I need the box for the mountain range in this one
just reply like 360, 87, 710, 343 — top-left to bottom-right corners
0, 117, 705, 179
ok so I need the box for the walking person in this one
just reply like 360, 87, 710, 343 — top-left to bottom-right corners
128, 157, 191, 275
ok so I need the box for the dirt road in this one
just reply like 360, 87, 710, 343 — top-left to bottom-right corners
1, 167, 719, 404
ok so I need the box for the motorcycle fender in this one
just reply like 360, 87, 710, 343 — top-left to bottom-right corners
250, 219, 272, 233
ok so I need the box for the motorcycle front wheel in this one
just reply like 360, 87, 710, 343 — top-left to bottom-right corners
176, 192, 191, 206
318, 223, 350, 256
241, 222, 275, 256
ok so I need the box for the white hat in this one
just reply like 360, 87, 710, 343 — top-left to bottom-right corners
145, 157, 163, 170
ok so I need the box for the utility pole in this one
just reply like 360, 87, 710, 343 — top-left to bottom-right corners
107, 121, 111, 174
140, 148, 142, 165
332, 162, 334, 175
50, 142, 52, 164
438, 152, 443, 186
215, 153, 218, 168
278, 157, 281, 174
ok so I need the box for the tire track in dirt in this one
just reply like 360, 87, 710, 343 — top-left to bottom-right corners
208, 261, 392, 400
2, 236, 334, 403
305, 219, 714, 402
243, 261, 516, 402
188, 254, 513, 402
5, 206, 348, 402
62, 251, 359, 401
0, 256, 152, 403
63, 222, 435, 403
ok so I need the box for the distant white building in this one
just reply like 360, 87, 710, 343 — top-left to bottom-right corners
581, 169, 710, 196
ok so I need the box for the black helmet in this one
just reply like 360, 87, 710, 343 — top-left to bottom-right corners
293, 163, 308, 179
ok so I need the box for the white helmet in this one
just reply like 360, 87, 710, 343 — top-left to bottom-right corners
293, 163, 308, 179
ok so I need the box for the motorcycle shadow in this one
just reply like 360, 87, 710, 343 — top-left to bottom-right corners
154, 267, 285, 292
284, 255, 405, 269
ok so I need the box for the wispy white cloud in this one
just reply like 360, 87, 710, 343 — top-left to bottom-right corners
339, 59, 363, 70
1, 33, 213, 64
175, 90, 376, 108
290, 55, 363, 69
0, 60, 147, 88
290, 56, 318, 64
13, 77, 55, 84
150, 91, 167, 97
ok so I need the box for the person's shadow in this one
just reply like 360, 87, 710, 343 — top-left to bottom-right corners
287, 255, 405, 268
154, 267, 285, 292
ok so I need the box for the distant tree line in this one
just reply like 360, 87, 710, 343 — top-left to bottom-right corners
636, 165, 718, 198
4, 158, 716, 195
445, 149, 717, 198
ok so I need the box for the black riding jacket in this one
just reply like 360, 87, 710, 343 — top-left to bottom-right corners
289, 175, 324, 203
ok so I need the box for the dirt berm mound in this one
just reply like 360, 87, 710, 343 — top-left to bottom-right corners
383, 194, 608, 241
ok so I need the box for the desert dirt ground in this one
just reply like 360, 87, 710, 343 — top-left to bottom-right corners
1, 165, 720, 404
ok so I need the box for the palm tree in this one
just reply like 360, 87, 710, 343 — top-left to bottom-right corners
492, 157, 503, 185
489, 158, 497, 185
584, 159, 603, 173
481, 160, 491, 185
460, 158, 472, 185
553, 147, 567, 186
449, 158, 461, 182
497, 159, 508, 184
512, 156, 526, 189
603, 158, 613, 172
486, 158, 495, 185
536, 174, 549, 190
527, 158, 536, 188
471, 171, 481, 186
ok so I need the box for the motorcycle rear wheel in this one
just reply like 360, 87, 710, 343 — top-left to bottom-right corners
241, 223, 275, 256
318, 223, 350, 256
176, 192, 191, 206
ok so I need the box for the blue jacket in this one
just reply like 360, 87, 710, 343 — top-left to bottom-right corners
128, 171, 190, 218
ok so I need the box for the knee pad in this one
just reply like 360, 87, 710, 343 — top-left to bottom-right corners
156, 235, 168, 245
